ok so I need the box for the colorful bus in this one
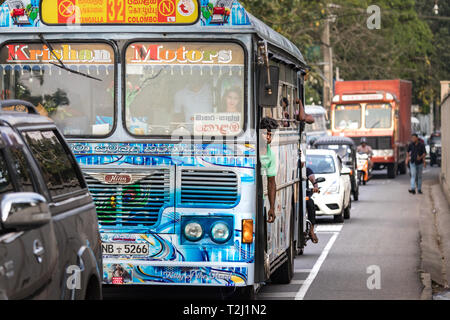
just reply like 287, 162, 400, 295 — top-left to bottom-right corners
0, 0, 309, 297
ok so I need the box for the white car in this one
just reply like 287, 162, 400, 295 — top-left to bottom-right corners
306, 149, 352, 222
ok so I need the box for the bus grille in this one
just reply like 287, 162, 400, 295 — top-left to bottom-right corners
84, 170, 170, 228
180, 170, 239, 207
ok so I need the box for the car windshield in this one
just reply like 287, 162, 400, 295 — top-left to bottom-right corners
334, 105, 361, 130
306, 154, 336, 174
365, 104, 392, 129
0, 42, 115, 136
124, 42, 245, 136
317, 144, 352, 163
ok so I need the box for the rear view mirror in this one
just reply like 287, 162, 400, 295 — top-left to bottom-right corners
341, 167, 351, 175
258, 66, 280, 107
1, 193, 51, 230
316, 177, 326, 183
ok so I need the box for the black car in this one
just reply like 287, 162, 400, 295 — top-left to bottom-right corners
429, 132, 441, 167
0, 100, 102, 300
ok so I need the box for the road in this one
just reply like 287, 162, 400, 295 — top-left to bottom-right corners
256, 167, 439, 300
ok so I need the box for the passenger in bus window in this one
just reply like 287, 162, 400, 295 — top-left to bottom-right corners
174, 71, 213, 123
260, 117, 279, 223
281, 97, 290, 127
221, 86, 242, 113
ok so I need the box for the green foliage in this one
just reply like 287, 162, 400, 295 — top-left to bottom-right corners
240, 0, 448, 111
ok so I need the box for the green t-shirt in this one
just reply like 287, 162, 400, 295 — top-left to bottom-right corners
261, 144, 277, 177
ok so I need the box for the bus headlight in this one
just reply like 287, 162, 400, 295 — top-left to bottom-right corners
210, 222, 231, 243
184, 222, 204, 241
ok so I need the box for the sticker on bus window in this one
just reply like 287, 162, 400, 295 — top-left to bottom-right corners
193, 113, 241, 136
40, 0, 200, 25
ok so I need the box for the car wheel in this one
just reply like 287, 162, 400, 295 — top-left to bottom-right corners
353, 188, 359, 201
344, 199, 351, 219
334, 208, 344, 223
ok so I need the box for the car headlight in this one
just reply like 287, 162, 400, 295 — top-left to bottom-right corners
431, 146, 436, 153
325, 181, 340, 194
210, 222, 231, 243
184, 222, 204, 242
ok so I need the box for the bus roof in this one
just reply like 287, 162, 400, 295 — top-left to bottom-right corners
0, 0, 307, 67
305, 105, 327, 115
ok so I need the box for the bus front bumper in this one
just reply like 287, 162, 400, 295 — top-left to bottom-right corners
102, 260, 252, 287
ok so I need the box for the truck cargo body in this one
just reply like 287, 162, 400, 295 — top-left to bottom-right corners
331, 80, 412, 178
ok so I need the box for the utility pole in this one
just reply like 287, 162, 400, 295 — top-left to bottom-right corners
322, 3, 339, 113
321, 14, 333, 113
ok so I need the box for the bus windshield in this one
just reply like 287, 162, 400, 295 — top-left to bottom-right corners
365, 104, 392, 129
305, 113, 327, 132
0, 42, 115, 136
334, 105, 361, 130
125, 42, 245, 136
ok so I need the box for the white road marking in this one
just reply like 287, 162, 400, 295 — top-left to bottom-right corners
294, 269, 312, 273
258, 292, 299, 298
294, 232, 340, 300
290, 280, 305, 285
316, 224, 343, 233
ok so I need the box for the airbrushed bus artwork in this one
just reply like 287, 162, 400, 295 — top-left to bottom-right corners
0, 0, 310, 297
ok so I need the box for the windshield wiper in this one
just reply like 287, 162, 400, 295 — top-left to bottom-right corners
38, 34, 102, 82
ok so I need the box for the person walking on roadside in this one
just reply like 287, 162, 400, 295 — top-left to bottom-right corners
406, 133, 427, 194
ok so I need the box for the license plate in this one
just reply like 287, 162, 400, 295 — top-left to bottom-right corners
102, 243, 149, 256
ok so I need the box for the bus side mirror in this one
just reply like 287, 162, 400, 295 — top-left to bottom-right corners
258, 65, 279, 107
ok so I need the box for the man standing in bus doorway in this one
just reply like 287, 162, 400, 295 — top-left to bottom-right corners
260, 117, 279, 223
406, 133, 427, 194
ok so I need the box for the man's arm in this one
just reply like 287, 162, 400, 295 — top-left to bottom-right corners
267, 176, 276, 223
295, 98, 315, 124
308, 174, 319, 193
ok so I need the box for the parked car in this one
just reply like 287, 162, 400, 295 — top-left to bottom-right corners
429, 132, 442, 167
306, 149, 352, 222
313, 136, 359, 201
0, 100, 102, 300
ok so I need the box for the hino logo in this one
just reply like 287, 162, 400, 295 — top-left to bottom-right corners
85, 172, 159, 185
104, 174, 132, 184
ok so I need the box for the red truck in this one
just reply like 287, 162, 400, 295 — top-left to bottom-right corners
330, 79, 412, 178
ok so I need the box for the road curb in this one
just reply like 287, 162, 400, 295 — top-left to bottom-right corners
418, 178, 450, 291
420, 272, 432, 300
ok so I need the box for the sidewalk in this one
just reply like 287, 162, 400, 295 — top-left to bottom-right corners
418, 169, 450, 299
